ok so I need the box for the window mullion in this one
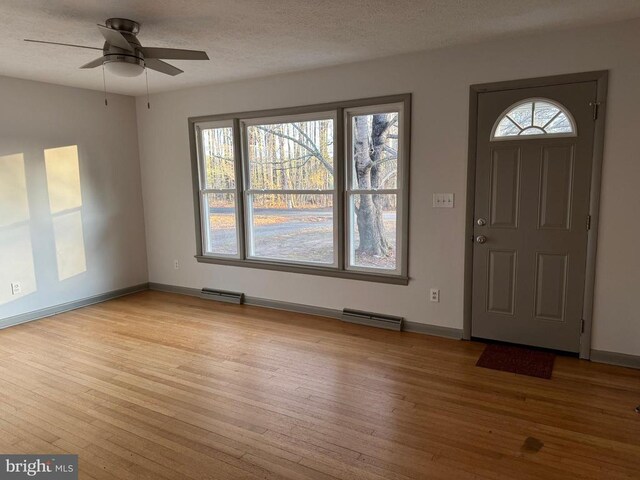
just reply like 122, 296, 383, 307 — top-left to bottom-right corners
201, 188, 236, 194
336, 106, 345, 270
233, 118, 246, 260
199, 191, 209, 257
348, 189, 399, 195
245, 189, 334, 195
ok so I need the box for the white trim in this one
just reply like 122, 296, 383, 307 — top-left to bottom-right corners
195, 119, 234, 131
245, 189, 334, 194
343, 103, 403, 117
348, 189, 399, 195
243, 254, 339, 268
201, 188, 236, 194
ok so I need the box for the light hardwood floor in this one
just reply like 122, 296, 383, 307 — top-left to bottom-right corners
0, 291, 638, 479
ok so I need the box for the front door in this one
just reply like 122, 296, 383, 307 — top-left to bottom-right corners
472, 81, 597, 352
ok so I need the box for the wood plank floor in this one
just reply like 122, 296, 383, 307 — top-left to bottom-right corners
0, 291, 638, 479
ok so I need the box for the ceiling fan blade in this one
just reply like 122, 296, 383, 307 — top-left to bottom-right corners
140, 47, 209, 60
80, 57, 105, 69
145, 58, 183, 76
24, 39, 102, 51
97, 25, 133, 52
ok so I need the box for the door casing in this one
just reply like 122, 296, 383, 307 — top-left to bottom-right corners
463, 71, 608, 359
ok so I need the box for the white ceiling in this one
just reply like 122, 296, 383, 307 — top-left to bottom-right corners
2, 0, 640, 96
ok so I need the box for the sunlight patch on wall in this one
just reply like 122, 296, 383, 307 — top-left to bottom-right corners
45, 145, 83, 214
0, 153, 30, 226
52, 211, 87, 281
44, 145, 87, 281
0, 153, 37, 305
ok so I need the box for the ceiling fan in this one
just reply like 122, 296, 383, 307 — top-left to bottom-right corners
24, 18, 209, 77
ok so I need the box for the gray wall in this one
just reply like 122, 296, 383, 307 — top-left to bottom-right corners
136, 18, 640, 357
0, 76, 148, 320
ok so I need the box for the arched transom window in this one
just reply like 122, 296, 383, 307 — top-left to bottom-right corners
491, 98, 576, 140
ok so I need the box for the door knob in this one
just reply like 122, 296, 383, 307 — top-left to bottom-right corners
476, 235, 487, 244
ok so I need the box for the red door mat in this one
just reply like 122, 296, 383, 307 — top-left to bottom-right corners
476, 343, 555, 379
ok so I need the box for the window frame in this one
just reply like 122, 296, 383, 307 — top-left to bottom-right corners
344, 103, 404, 276
195, 119, 242, 258
188, 94, 411, 285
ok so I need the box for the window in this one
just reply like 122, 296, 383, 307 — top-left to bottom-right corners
243, 114, 337, 265
346, 105, 403, 273
191, 95, 410, 284
196, 121, 240, 257
492, 98, 576, 140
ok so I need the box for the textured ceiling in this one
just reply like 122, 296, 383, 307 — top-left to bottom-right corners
2, 0, 640, 96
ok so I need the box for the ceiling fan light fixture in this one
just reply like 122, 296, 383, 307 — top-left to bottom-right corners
104, 56, 144, 77
24, 17, 209, 79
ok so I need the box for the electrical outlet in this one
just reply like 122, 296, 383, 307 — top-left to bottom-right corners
10, 282, 22, 295
174, 260, 179, 270
430, 288, 440, 302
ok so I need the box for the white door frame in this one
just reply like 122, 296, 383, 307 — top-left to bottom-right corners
463, 71, 608, 359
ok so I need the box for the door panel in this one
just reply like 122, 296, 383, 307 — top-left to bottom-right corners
490, 148, 521, 228
472, 82, 596, 352
538, 145, 574, 230
486, 249, 517, 315
534, 252, 568, 321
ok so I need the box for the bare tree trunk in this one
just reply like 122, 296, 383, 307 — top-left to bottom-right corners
353, 115, 391, 257
252, 116, 396, 257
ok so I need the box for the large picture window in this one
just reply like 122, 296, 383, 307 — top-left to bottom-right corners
190, 95, 410, 284
243, 114, 337, 265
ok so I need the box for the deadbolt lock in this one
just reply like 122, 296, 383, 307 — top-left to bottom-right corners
476, 218, 487, 226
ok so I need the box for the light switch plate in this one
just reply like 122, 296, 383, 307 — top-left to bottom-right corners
433, 193, 454, 208
10, 282, 22, 295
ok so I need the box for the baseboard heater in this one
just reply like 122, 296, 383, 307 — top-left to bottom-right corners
200, 288, 244, 304
341, 308, 403, 331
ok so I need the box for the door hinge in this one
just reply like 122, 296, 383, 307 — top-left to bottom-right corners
586, 214, 591, 230
589, 101, 601, 121
581, 319, 585, 333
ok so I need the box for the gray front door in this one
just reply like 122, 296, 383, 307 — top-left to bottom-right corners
472, 81, 597, 352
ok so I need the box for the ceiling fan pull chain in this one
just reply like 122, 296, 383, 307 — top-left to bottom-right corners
145, 68, 151, 109
102, 64, 108, 106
